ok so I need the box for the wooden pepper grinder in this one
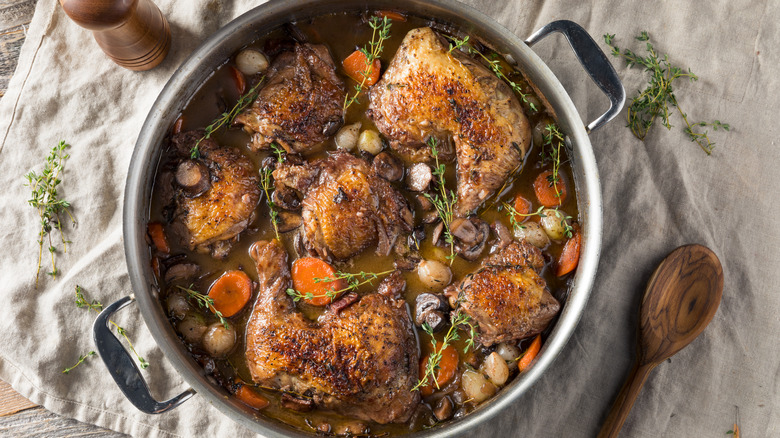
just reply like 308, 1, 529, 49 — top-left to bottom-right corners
60, 0, 171, 71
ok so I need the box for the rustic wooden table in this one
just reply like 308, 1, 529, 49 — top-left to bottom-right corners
0, 1, 125, 435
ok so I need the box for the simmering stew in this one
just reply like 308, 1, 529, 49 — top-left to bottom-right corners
148, 10, 580, 436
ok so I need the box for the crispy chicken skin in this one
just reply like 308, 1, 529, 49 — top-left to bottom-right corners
273, 151, 413, 261
168, 131, 260, 258
368, 27, 531, 216
451, 240, 560, 345
245, 240, 420, 424
234, 43, 346, 155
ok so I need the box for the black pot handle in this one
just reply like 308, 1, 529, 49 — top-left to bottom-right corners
525, 20, 625, 133
93, 295, 195, 414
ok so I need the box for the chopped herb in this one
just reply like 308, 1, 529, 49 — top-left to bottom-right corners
25, 140, 75, 285
603, 32, 730, 155
343, 16, 392, 111
177, 284, 229, 329
285, 270, 394, 303
191, 76, 265, 158
423, 137, 457, 264
62, 351, 96, 374
413, 311, 476, 391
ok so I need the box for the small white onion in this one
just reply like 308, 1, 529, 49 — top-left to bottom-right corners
202, 322, 236, 357
357, 129, 383, 155
235, 49, 269, 75
177, 315, 207, 344
513, 221, 550, 248
335, 122, 361, 150
481, 352, 509, 386
540, 208, 569, 241
417, 259, 452, 290
166, 293, 189, 320
495, 342, 521, 362
461, 369, 496, 403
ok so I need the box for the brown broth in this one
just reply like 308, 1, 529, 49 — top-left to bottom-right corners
149, 11, 579, 436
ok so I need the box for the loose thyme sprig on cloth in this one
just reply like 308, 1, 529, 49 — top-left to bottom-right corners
25, 140, 75, 285
190, 76, 265, 158
604, 32, 730, 155
413, 311, 476, 392
285, 270, 394, 303
422, 137, 457, 264
343, 15, 392, 111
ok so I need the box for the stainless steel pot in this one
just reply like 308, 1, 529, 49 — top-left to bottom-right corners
99, 1, 625, 436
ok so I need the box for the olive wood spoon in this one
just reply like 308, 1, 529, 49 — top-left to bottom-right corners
598, 244, 724, 438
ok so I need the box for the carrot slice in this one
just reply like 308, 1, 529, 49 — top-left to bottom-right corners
513, 194, 532, 217
419, 344, 459, 396
230, 66, 246, 94
147, 222, 169, 254
517, 335, 542, 372
375, 10, 407, 21
342, 50, 381, 86
291, 257, 346, 306
235, 385, 269, 410
556, 225, 581, 277
172, 116, 184, 135
533, 170, 567, 207
208, 270, 252, 317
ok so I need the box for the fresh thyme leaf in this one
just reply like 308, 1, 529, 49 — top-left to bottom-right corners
111, 321, 149, 369
541, 123, 566, 200
177, 284, 230, 329
501, 202, 546, 232
260, 167, 280, 240
343, 15, 392, 111
190, 76, 266, 158
448, 35, 469, 53
270, 142, 287, 163
413, 311, 476, 392
423, 137, 457, 264
62, 351, 96, 374
25, 140, 75, 286
285, 270, 394, 304
74, 284, 103, 312
603, 32, 729, 155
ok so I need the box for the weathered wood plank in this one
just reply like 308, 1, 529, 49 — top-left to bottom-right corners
0, 379, 36, 417
0, 0, 36, 29
0, 0, 36, 97
0, 407, 128, 437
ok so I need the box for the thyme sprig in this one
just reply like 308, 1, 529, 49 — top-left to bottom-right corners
71, 285, 149, 370
413, 311, 476, 392
62, 351, 96, 374
270, 142, 286, 163
190, 76, 265, 158
422, 137, 457, 264
604, 32, 729, 155
541, 123, 566, 200
25, 140, 75, 285
260, 167, 280, 240
500, 202, 546, 230
445, 35, 537, 112
343, 15, 392, 111
177, 284, 229, 329
285, 270, 394, 303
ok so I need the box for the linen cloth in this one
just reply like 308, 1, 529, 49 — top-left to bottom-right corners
1, 0, 778, 436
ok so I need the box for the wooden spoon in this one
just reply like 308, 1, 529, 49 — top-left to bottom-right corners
597, 244, 724, 438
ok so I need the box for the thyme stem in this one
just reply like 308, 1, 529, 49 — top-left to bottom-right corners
343, 16, 392, 111
423, 137, 457, 264
285, 269, 394, 303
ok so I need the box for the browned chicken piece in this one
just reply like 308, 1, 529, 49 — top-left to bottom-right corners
449, 240, 560, 346
368, 27, 531, 216
274, 151, 413, 261
245, 240, 420, 424
234, 43, 346, 155
166, 131, 260, 258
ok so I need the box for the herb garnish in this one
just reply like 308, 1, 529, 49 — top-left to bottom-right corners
190, 76, 265, 158
423, 137, 457, 264
62, 351, 96, 374
604, 32, 729, 155
70, 285, 149, 371
25, 140, 75, 285
343, 15, 392, 111
500, 202, 546, 230
541, 124, 566, 201
413, 311, 476, 392
260, 167, 280, 240
285, 270, 394, 303
176, 284, 229, 329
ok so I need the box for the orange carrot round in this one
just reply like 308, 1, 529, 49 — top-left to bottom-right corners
291, 257, 346, 306
147, 222, 170, 254
342, 50, 381, 86
208, 270, 252, 317
419, 344, 459, 396
556, 225, 581, 277
533, 170, 567, 207
230, 66, 246, 95
517, 335, 542, 372
235, 385, 269, 410
375, 10, 407, 21
513, 194, 532, 217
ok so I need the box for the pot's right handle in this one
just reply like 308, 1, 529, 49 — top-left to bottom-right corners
525, 20, 625, 133
93, 295, 195, 414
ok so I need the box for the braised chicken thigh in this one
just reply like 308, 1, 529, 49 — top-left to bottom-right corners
234, 43, 346, 155
369, 27, 531, 216
245, 240, 420, 424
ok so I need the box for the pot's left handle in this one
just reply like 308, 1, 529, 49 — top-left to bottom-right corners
525, 20, 625, 133
93, 295, 195, 414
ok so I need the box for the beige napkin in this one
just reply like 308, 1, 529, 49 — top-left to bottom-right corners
1, 0, 778, 436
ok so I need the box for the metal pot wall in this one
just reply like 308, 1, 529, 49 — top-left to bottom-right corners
99, 1, 625, 436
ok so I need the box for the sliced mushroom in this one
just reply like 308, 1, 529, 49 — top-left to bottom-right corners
164, 263, 200, 284
422, 210, 439, 224
433, 396, 454, 421
175, 160, 211, 197
450, 217, 479, 246
416, 193, 434, 211
491, 220, 513, 250
406, 163, 432, 192
408, 226, 426, 251
276, 211, 302, 233
415, 292, 450, 332
432, 221, 445, 245
372, 151, 404, 182
455, 218, 490, 261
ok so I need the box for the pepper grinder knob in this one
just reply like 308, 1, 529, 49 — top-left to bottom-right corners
60, 0, 171, 71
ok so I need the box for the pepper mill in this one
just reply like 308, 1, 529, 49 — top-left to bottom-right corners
60, 0, 171, 71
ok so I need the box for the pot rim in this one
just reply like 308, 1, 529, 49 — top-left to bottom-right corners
124, 0, 602, 436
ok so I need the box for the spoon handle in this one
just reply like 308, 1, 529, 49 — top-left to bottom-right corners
597, 362, 655, 438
